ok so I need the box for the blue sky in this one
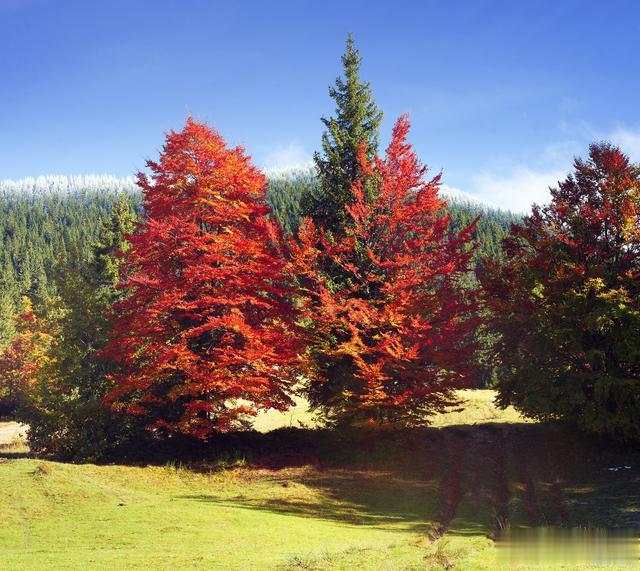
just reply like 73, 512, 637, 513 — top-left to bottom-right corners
1, 0, 639, 211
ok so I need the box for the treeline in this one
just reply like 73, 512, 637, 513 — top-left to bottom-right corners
268, 167, 520, 261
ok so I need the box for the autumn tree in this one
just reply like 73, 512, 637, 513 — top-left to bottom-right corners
301, 34, 383, 236
0, 297, 55, 417
105, 119, 300, 439
480, 143, 640, 440
293, 116, 479, 425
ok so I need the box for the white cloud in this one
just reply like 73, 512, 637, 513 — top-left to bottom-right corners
456, 124, 640, 214
471, 167, 565, 213
467, 126, 640, 213
555, 121, 640, 161
541, 140, 581, 165
262, 142, 313, 173
464, 138, 581, 213
259, 126, 640, 214
608, 127, 640, 161
558, 119, 596, 140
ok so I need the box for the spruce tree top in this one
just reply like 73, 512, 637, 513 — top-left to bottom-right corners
303, 34, 383, 235
92, 194, 135, 289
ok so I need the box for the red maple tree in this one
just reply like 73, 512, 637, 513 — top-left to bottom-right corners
480, 143, 640, 439
292, 116, 479, 425
104, 119, 300, 438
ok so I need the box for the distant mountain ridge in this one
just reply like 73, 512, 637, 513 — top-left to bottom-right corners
263, 166, 498, 211
0, 173, 504, 213
0, 174, 138, 196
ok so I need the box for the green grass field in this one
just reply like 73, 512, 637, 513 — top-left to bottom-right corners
1, 391, 639, 570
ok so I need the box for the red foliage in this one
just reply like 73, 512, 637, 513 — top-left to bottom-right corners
292, 116, 479, 424
104, 119, 300, 438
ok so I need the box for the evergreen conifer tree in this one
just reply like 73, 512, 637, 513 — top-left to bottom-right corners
301, 34, 383, 235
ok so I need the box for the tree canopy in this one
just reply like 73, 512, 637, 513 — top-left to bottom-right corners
104, 119, 301, 438
294, 117, 479, 424
480, 143, 640, 440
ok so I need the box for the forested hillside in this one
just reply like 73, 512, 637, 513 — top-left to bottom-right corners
0, 172, 518, 343
0, 176, 140, 342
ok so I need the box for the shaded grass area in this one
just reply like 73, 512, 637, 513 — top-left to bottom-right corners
1, 394, 639, 569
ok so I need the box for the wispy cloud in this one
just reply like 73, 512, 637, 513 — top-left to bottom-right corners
261, 124, 640, 214
471, 167, 565, 213
541, 140, 582, 165
556, 121, 640, 161
608, 127, 640, 161
467, 138, 575, 213
464, 123, 640, 213
262, 142, 313, 173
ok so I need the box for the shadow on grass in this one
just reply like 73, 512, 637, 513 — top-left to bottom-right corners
177, 466, 443, 533
170, 423, 640, 536
0, 451, 30, 460
13, 418, 637, 537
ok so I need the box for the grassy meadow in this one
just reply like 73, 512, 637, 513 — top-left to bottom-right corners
1, 391, 639, 570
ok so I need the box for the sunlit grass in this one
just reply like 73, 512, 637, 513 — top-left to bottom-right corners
429, 389, 531, 427
0, 422, 29, 457
253, 389, 529, 432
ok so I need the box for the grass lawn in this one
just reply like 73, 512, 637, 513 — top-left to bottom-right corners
1, 391, 639, 570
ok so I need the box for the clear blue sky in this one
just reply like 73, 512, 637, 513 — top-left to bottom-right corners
1, 0, 639, 210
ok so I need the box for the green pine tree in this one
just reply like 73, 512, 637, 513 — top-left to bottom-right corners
92, 195, 136, 290
301, 34, 383, 235
0, 292, 16, 347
